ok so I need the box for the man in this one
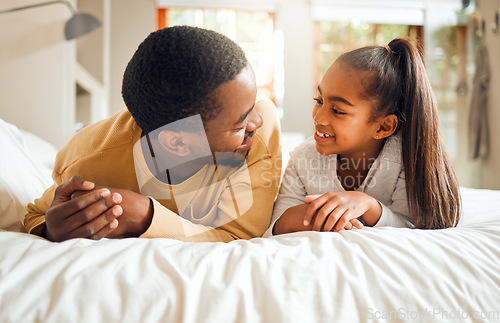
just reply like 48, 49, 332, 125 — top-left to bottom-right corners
24, 26, 281, 242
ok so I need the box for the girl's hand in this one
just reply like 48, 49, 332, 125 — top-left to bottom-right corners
274, 201, 361, 235
303, 192, 381, 232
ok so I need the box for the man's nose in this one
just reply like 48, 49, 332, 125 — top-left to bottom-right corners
247, 108, 263, 132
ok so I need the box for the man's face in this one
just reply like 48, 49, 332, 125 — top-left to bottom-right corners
204, 64, 263, 161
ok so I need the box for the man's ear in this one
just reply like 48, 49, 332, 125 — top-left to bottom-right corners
158, 130, 190, 157
373, 114, 398, 139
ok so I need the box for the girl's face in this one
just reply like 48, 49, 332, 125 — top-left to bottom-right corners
312, 63, 382, 159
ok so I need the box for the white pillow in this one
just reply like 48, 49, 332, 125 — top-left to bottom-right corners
0, 118, 56, 232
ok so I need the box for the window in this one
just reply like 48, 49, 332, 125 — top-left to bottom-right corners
427, 24, 470, 162
312, 5, 476, 185
157, 7, 277, 103
314, 21, 423, 83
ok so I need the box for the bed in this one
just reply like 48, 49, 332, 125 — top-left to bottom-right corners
1, 117, 500, 323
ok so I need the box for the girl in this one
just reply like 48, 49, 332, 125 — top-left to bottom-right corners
265, 38, 461, 236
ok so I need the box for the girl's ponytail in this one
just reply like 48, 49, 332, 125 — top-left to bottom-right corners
388, 38, 461, 228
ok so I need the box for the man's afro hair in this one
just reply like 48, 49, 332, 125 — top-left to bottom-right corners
122, 25, 248, 134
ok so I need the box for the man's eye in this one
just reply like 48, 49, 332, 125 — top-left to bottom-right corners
235, 121, 248, 131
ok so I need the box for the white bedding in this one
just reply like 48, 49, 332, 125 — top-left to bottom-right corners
1, 119, 500, 322
1, 187, 500, 323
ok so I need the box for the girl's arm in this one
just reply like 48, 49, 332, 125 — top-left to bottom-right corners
274, 202, 364, 235
279, 170, 412, 233
262, 154, 307, 237
372, 170, 414, 228
302, 191, 378, 231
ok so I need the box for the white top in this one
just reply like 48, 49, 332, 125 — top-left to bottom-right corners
263, 134, 413, 237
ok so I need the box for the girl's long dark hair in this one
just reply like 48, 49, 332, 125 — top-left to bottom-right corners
337, 38, 461, 229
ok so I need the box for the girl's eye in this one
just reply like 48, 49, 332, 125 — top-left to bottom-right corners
332, 107, 346, 115
313, 97, 323, 105
314, 97, 345, 115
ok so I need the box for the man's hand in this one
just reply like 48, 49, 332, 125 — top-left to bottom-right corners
71, 185, 154, 238
44, 176, 123, 242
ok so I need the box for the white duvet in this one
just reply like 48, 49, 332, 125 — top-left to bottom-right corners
1, 187, 499, 323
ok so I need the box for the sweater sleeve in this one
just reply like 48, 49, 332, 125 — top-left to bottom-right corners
24, 183, 56, 236
373, 169, 414, 228
24, 109, 142, 237
140, 97, 282, 241
140, 149, 281, 241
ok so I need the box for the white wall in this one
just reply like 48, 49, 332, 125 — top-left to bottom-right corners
0, 0, 155, 147
275, 0, 315, 137
0, 0, 76, 148
109, 0, 155, 115
479, 0, 500, 189
77, 0, 106, 85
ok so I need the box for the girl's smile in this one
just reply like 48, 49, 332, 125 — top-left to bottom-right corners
314, 129, 335, 142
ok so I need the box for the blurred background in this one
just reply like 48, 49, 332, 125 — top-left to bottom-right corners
1, 0, 499, 189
